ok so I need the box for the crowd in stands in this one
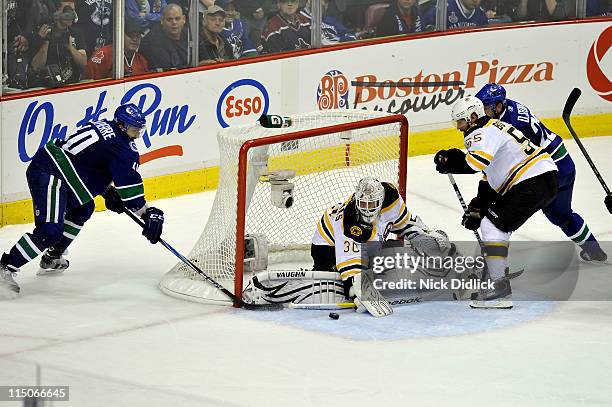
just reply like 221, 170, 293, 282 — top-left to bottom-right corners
3, 0, 610, 91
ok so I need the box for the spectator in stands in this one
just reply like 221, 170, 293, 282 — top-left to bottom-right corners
512, 0, 569, 21
375, 0, 423, 38
424, 0, 488, 29
126, 0, 167, 29
30, 0, 87, 87
139, 3, 189, 70
587, 0, 612, 16
481, 0, 514, 23
198, 5, 235, 64
74, 0, 112, 54
261, 0, 311, 53
84, 17, 148, 79
216, 0, 258, 58
233, 0, 266, 52
5, 0, 35, 89
300, 0, 357, 44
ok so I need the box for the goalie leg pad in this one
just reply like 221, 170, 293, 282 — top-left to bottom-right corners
243, 270, 346, 305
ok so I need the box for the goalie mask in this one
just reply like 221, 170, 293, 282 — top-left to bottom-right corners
355, 177, 384, 225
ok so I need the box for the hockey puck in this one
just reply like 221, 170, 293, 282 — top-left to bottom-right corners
329, 312, 339, 320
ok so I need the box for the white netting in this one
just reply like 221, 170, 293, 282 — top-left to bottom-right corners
159, 109, 407, 305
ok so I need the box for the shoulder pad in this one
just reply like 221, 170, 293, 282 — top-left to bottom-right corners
381, 182, 400, 209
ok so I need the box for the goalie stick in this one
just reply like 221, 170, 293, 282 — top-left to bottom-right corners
124, 210, 283, 311
562, 88, 612, 214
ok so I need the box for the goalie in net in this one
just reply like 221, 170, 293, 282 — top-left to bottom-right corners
243, 177, 485, 313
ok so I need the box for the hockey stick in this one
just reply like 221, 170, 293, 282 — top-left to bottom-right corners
447, 174, 487, 250
562, 88, 612, 213
447, 174, 523, 280
124, 210, 283, 311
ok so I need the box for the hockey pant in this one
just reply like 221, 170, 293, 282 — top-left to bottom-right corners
481, 171, 558, 280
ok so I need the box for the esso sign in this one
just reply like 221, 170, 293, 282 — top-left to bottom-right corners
225, 95, 263, 118
217, 79, 270, 128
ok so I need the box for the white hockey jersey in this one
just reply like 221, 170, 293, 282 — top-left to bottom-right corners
312, 182, 423, 280
463, 119, 557, 195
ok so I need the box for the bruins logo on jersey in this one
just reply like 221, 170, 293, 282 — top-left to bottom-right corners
350, 226, 363, 237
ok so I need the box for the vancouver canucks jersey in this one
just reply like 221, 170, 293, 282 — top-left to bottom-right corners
464, 118, 557, 195
500, 99, 568, 163
312, 182, 423, 280
31, 120, 146, 212
223, 19, 257, 59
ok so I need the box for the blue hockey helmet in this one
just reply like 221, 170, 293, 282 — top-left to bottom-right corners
114, 103, 146, 128
475, 83, 507, 110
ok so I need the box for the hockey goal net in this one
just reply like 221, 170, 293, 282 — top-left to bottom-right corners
159, 109, 408, 306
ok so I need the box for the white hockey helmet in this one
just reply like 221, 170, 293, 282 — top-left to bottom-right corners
355, 177, 385, 225
451, 96, 486, 126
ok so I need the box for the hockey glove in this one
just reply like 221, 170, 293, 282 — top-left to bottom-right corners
102, 186, 125, 214
461, 197, 483, 230
605, 195, 612, 214
142, 207, 164, 244
434, 148, 475, 174
434, 150, 450, 173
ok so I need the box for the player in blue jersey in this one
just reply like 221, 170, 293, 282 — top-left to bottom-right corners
424, 0, 488, 30
0, 103, 165, 299
475, 83, 607, 263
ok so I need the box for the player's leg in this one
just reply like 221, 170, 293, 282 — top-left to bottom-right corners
39, 199, 96, 275
472, 171, 558, 309
543, 159, 607, 262
0, 168, 67, 298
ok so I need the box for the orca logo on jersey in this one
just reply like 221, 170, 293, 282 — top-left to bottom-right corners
129, 141, 138, 153
587, 26, 612, 102
317, 70, 350, 110
350, 226, 363, 237
217, 78, 270, 128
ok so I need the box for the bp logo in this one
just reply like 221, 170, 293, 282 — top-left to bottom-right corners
217, 78, 270, 128
587, 26, 612, 102
317, 70, 350, 110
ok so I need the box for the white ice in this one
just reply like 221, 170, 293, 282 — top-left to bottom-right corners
1, 137, 611, 407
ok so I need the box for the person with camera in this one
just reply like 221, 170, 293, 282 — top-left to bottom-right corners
31, 0, 87, 88
5, 0, 35, 90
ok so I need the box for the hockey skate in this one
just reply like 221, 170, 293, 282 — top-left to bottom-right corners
470, 278, 513, 309
38, 247, 70, 276
579, 243, 608, 263
0, 254, 20, 299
